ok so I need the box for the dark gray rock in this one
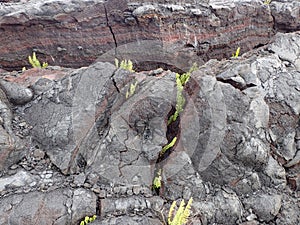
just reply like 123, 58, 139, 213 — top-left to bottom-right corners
271, 1, 300, 32
94, 215, 162, 225
243, 193, 282, 222
23, 61, 178, 190
0, 86, 25, 172
72, 188, 97, 224
193, 190, 243, 224
0, 79, 33, 105
0, 188, 97, 225
276, 193, 300, 224
0, 170, 36, 193
0, 189, 69, 225
100, 196, 163, 218
261, 155, 286, 189
23, 62, 117, 175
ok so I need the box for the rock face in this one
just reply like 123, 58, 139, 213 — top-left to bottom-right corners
0, 188, 97, 225
0, 30, 299, 224
0, 1, 299, 225
1, 0, 299, 71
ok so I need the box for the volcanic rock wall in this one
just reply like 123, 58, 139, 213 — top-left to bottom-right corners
0, 0, 299, 225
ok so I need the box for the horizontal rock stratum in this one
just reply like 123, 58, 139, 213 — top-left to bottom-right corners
0, 0, 299, 71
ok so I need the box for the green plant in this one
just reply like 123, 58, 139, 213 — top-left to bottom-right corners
126, 81, 138, 99
152, 169, 162, 190
264, 0, 271, 4
232, 47, 240, 58
168, 198, 193, 225
168, 75, 184, 125
28, 52, 48, 69
79, 215, 97, 225
160, 137, 177, 156
168, 64, 197, 125
178, 63, 197, 86
115, 58, 134, 72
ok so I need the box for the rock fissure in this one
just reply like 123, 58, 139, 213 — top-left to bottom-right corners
104, 4, 118, 55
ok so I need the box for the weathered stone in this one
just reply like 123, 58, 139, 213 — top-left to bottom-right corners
72, 188, 97, 224
93, 215, 162, 225
271, 1, 300, 32
243, 193, 282, 222
262, 156, 286, 189
231, 172, 262, 195
269, 33, 300, 66
240, 221, 259, 225
193, 190, 243, 224
23, 62, 117, 175
0, 79, 33, 105
100, 196, 161, 217
0, 123, 24, 172
276, 193, 300, 224
0, 189, 69, 225
0, 170, 36, 193
0, 188, 97, 225
287, 174, 300, 191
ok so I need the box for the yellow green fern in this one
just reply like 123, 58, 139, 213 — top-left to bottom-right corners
232, 47, 240, 58
115, 58, 134, 72
168, 198, 193, 225
126, 81, 138, 99
160, 137, 177, 156
79, 215, 97, 225
152, 169, 162, 190
168, 63, 197, 125
28, 52, 48, 69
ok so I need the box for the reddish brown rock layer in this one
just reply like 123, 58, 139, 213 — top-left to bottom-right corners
0, 0, 298, 71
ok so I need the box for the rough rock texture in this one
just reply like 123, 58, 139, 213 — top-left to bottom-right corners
1, 0, 298, 71
0, 1, 299, 225
0, 30, 299, 224
0, 188, 97, 225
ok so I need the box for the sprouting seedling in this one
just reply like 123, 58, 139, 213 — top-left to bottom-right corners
28, 52, 48, 69
152, 169, 162, 190
160, 137, 177, 156
168, 198, 193, 225
264, 0, 271, 5
80, 215, 97, 225
232, 47, 240, 58
126, 81, 138, 99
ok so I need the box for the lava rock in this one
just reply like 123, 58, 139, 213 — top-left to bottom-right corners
243, 193, 282, 222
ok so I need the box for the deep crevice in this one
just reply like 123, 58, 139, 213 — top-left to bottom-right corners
152, 96, 181, 196
111, 75, 120, 93
96, 197, 101, 219
216, 77, 256, 91
104, 4, 118, 55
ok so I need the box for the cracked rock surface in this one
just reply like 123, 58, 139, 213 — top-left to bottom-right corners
0, 31, 299, 225
0, 1, 299, 225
